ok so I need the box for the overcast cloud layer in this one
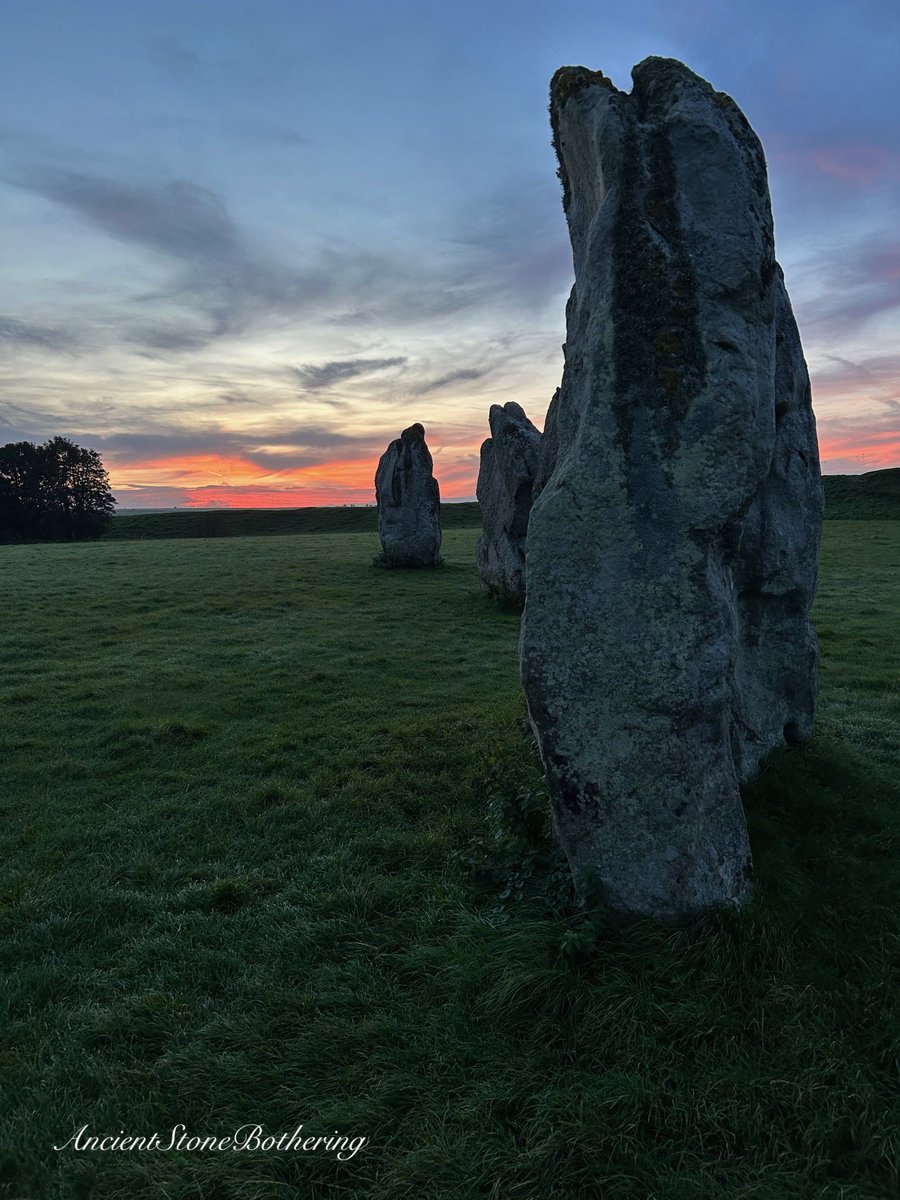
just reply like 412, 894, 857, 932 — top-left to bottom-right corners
1, 0, 897, 505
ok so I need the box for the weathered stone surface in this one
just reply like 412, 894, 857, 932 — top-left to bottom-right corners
532, 389, 560, 502
476, 402, 542, 602
374, 423, 441, 567
520, 58, 824, 922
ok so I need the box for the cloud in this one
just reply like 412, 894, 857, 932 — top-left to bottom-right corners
316, 176, 571, 330
0, 316, 76, 353
129, 323, 220, 353
807, 350, 900, 472
114, 482, 377, 510
417, 367, 490, 394
807, 144, 900, 186
219, 390, 264, 406
812, 352, 900, 412
9, 166, 331, 345
790, 234, 900, 337
442, 174, 572, 314
152, 36, 206, 84
292, 357, 407, 390
148, 34, 301, 97
0, 392, 392, 468
818, 407, 900, 472
772, 141, 900, 188
82, 422, 386, 471
6, 155, 573, 367
0, 399, 115, 442
19, 170, 236, 259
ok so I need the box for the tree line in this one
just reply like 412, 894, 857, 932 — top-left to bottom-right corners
0, 437, 116, 541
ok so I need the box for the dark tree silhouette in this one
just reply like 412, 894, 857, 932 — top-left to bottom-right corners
0, 437, 116, 541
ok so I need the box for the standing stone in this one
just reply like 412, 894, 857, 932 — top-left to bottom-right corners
532, 388, 561, 502
374, 423, 441, 567
520, 58, 824, 922
476, 402, 542, 603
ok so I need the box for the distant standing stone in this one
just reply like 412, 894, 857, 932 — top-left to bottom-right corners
520, 58, 824, 922
476, 402, 542, 603
374, 423, 442, 567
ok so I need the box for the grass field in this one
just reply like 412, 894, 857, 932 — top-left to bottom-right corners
1, 521, 898, 1199
99, 470, 900, 542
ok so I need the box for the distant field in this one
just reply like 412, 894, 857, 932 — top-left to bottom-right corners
1, 523, 897, 1198
103, 471, 900, 540
105, 501, 483, 540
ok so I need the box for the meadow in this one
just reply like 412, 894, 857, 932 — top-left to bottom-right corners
1, 518, 897, 1199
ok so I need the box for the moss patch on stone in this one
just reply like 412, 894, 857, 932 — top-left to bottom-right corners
549, 67, 617, 212
610, 120, 707, 463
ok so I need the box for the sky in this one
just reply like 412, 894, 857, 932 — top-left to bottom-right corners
1, 0, 898, 508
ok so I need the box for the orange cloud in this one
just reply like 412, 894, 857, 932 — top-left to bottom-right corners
817, 422, 900, 473
808, 144, 897, 185
773, 142, 899, 186
112, 453, 377, 505
110, 400, 900, 510
112, 453, 271, 489
111, 443, 481, 508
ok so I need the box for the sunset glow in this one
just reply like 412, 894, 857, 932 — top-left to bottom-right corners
109, 440, 485, 508
817, 428, 900, 474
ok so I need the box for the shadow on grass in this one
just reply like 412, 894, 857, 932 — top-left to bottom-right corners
469, 716, 900, 1022
457, 718, 899, 1195
743, 726, 899, 920
474, 715, 899, 932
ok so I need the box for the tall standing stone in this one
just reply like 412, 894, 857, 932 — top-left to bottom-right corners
374, 423, 442, 567
476, 402, 542, 603
520, 58, 824, 922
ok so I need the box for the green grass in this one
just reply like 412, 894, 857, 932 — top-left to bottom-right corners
0, 522, 897, 1199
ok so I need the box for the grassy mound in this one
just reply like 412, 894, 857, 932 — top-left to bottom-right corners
822, 469, 900, 520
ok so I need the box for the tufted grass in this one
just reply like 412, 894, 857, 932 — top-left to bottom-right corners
0, 520, 897, 1199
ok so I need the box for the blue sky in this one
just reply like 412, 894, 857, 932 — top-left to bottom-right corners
1, 0, 898, 505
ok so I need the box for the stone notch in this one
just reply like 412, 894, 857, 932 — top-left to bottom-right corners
374, 422, 442, 567
476, 401, 542, 603
520, 58, 824, 922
